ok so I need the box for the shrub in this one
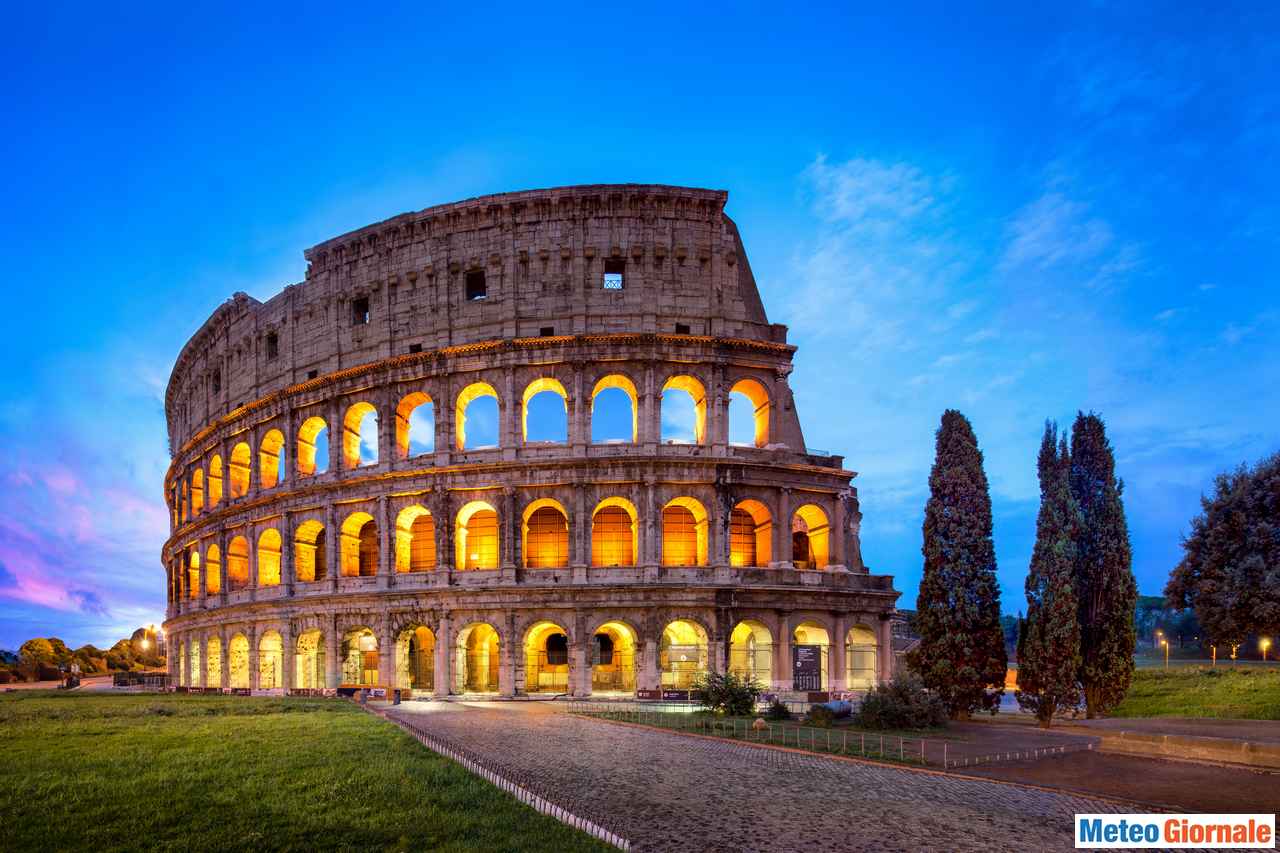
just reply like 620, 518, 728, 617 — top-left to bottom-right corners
693, 671, 763, 716
805, 704, 836, 727
853, 674, 948, 730
763, 698, 791, 720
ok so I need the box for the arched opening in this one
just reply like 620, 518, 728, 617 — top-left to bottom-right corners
793, 621, 832, 690
522, 500, 568, 568
205, 544, 221, 595
396, 392, 434, 458
189, 639, 201, 686
522, 378, 568, 444
293, 519, 326, 582
792, 504, 830, 569
661, 375, 706, 444
523, 621, 569, 694
591, 498, 638, 567
186, 551, 200, 600
454, 622, 500, 693
177, 642, 186, 687
181, 482, 189, 522
295, 629, 324, 689
296, 416, 329, 477
206, 636, 222, 688
228, 442, 251, 498
729, 620, 773, 686
257, 529, 282, 586
455, 501, 499, 571
660, 619, 708, 689
258, 630, 284, 689
207, 455, 223, 507
394, 505, 436, 573
341, 627, 379, 686
343, 402, 379, 468
455, 382, 499, 450
226, 536, 249, 591
661, 497, 708, 566
590, 375, 638, 443
395, 626, 435, 691
191, 469, 204, 516
846, 625, 879, 689
228, 634, 250, 688
728, 378, 771, 447
340, 512, 378, 577
591, 621, 637, 694
259, 428, 285, 489
730, 500, 773, 567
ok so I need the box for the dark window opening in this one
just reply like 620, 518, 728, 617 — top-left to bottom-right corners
266, 333, 278, 360
603, 258, 625, 290
351, 296, 370, 326
307, 369, 318, 380
465, 270, 487, 301
539, 326, 555, 337
212, 370, 221, 393
675, 323, 691, 335
545, 633, 569, 666
593, 633, 614, 665
409, 343, 423, 354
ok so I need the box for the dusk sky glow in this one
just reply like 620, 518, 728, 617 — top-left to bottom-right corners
1, 4, 1277, 650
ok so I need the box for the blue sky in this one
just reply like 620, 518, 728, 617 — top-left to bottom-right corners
1, 3, 1277, 649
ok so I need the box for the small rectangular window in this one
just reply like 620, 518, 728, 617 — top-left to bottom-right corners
603, 258, 625, 290
539, 326, 554, 337
307, 369, 318, 380
352, 296, 370, 326
266, 333, 279, 360
465, 270, 487, 301
408, 343, 422, 354
212, 370, 221, 393
675, 323, 691, 335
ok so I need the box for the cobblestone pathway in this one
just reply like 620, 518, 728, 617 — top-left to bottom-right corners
387, 701, 1131, 852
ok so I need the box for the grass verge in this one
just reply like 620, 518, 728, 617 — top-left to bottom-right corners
1112, 667, 1280, 719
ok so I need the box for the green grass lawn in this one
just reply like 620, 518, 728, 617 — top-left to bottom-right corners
1112, 667, 1280, 719
0, 691, 609, 852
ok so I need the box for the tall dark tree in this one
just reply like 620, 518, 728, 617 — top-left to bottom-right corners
907, 410, 1007, 719
1016, 423, 1081, 727
1070, 412, 1137, 718
1166, 452, 1280, 651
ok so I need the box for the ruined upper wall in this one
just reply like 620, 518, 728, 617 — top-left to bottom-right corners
165, 184, 786, 450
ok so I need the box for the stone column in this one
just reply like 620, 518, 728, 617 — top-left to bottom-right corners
641, 364, 659, 449
500, 488, 516, 573
246, 529, 258, 602
831, 613, 848, 692
281, 622, 294, 693
572, 612, 589, 697
774, 488, 793, 568
377, 495, 392, 589
501, 367, 516, 459
198, 550, 208, 611
327, 400, 341, 474
570, 363, 586, 451
219, 627, 230, 689
433, 612, 451, 697
498, 613, 515, 697
325, 502, 339, 592
281, 511, 294, 597
282, 411, 296, 489
709, 366, 728, 453
247, 625, 260, 691
776, 611, 792, 692
379, 389, 395, 469
571, 483, 587, 581
435, 376, 453, 466
641, 621, 659, 691
217, 530, 229, 607
878, 617, 893, 685
378, 617, 394, 688
831, 492, 847, 570
324, 615, 340, 689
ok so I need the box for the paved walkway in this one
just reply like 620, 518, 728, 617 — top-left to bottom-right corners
387, 701, 1129, 852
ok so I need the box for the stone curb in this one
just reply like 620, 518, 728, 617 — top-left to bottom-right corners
1098, 731, 1280, 769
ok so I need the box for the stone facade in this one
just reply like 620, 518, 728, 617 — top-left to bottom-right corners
160, 184, 900, 697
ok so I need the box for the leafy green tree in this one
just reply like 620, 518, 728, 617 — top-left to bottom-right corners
907, 410, 1007, 719
1016, 423, 1082, 727
1166, 452, 1280, 650
19, 638, 55, 665
1070, 413, 1137, 718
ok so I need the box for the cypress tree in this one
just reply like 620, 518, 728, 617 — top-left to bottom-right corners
1070, 412, 1137, 717
907, 410, 1007, 719
1016, 423, 1082, 727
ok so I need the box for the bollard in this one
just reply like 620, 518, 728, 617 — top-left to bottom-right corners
360, 689, 368, 705
393, 688, 401, 706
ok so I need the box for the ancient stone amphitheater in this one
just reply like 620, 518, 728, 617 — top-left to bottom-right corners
161, 184, 899, 699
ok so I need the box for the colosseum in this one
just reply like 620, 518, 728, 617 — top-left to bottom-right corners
160, 183, 900, 700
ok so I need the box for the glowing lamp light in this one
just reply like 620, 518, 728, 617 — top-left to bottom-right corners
358, 634, 377, 652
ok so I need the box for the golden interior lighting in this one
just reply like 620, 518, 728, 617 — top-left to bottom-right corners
341, 628, 379, 686
207, 454, 223, 506
295, 416, 328, 476
339, 511, 377, 577
522, 500, 568, 568
454, 382, 499, 450
661, 497, 708, 566
455, 501, 498, 570
661, 375, 707, 444
206, 636, 222, 687
226, 536, 250, 591
187, 550, 200, 600
258, 630, 284, 688
257, 528, 282, 586
342, 401, 378, 468
205, 543, 221, 595
590, 621, 638, 693
729, 620, 773, 684
523, 621, 570, 693
454, 622, 500, 693
729, 378, 771, 447
294, 630, 324, 689
591, 498, 637, 567
191, 468, 204, 515
293, 519, 326, 582
792, 503, 831, 569
394, 505, 436, 573
846, 625, 878, 689
395, 626, 435, 691
228, 441, 251, 498
258, 428, 285, 489
395, 391, 433, 459
590, 374, 639, 443
227, 634, 250, 688
659, 619, 708, 689
729, 499, 773, 567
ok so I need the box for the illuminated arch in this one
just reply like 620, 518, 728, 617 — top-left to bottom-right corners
191, 469, 204, 516
206, 636, 222, 687
589, 619, 638, 693
189, 640, 201, 687
394, 505, 436, 573
730, 499, 773, 567
343, 402, 378, 469
293, 519, 326, 582
294, 629, 324, 689
661, 375, 707, 444
227, 633, 250, 688
181, 482, 189, 522
394, 625, 435, 691
846, 624, 879, 689
523, 620, 570, 694
205, 543, 221, 595
793, 620, 832, 689
258, 630, 284, 689
341, 627, 379, 686
455, 382, 499, 450
591, 497, 638, 567
792, 504, 831, 569
296, 416, 329, 476
186, 550, 200, 600
226, 536, 249, 590
207, 455, 223, 507
340, 511, 378, 577
729, 620, 773, 685
455, 500, 499, 571
228, 441, 251, 498
454, 622, 500, 693
521, 378, 568, 443
257, 528, 282, 586
259, 428, 285, 489
660, 619, 709, 689
661, 496, 708, 566
590, 374, 638, 443
395, 392, 434, 458
522, 499, 568, 568
729, 378, 771, 447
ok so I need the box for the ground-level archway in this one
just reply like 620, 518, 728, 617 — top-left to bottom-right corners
660, 619, 708, 689
523, 621, 569, 694
258, 630, 284, 689
341, 627, 379, 686
792, 621, 831, 690
728, 620, 773, 686
590, 621, 637, 694
295, 629, 324, 689
454, 622, 500, 693
395, 626, 435, 692
228, 634, 250, 689
846, 624, 879, 689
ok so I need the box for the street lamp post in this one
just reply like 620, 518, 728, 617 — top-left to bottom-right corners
1262, 638, 1272, 662
1160, 638, 1169, 670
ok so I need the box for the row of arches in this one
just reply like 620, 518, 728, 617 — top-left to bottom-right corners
173, 497, 833, 601
176, 617, 879, 693
172, 375, 774, 525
